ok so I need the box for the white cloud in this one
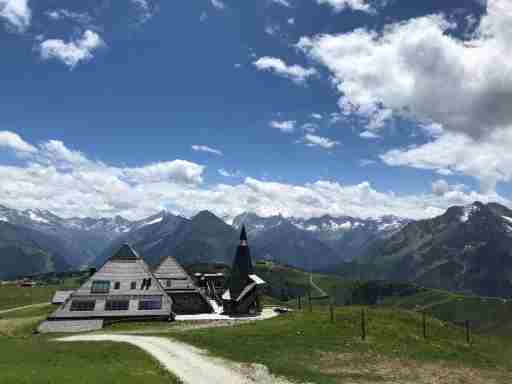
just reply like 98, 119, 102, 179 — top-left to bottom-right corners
303, 134, 339, 149
123, 160, 204, 185
191, 145, 223, 156
301, 123, 318, 133
253, 56, 317, 84
0, 131, 508, 221
316, 0, 374, 13
381, 130, 512, 193
359, 130, 380, 139
270, 120, 296, 133
39, 30, 105, 68
211, 0, 226, 10
45, 9, 93, 25
218, 168, 240, 178
270, 0, 291, 7
265, 25, 280, 36
299, 1, 512, 139
0, 131, 37, 153
131, 0, 156, 23
311, 113, 323, 120
0, 0, 31, 32
288, 18, 295, 25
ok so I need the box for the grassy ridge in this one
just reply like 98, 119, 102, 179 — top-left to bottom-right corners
381, 289, 512, 336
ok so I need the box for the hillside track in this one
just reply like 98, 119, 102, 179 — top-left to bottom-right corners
58, 334, 296, 384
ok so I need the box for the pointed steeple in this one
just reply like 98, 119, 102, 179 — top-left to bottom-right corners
228, 227, 254, 299
240, 225, 248, 246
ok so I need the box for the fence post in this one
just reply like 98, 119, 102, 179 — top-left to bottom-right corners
297, 296, 302, 310
465, 320, 471, 346
361, 308, 366, 341
308, 290, 312, 312
422, 311, 427, 339
329, 301, 334, 323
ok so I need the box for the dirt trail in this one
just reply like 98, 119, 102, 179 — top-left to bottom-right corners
0, 302, 50, 315
58, 334, 297, 384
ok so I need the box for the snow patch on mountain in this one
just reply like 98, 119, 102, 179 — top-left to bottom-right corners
460, 204, 480, 223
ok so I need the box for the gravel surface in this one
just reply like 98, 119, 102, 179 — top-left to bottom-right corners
58, 334, 298, 384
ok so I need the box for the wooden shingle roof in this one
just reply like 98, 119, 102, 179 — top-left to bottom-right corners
153, 256, 197, 291
49, 244, 172, 320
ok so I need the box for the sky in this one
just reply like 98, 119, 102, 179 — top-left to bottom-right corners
0, 0, 511, 221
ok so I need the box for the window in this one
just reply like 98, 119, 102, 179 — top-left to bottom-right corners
141, 278, 152, 290
91, 280, 110, 294
166, 279, 172, 288
138, 298, 162, 310
114, 282, 120, 290
105, 300, 129, 311
70, 300, 96, 311
130, 281, 136, 290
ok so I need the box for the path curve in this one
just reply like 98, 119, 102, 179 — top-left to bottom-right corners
0, 302, 50, 315
58, 334, 295, 384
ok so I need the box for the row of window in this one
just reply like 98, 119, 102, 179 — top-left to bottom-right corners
90, 279, 152, 294
69, 299, 163, 312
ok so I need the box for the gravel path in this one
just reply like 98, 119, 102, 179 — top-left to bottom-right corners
58, 334, 296, 384
0, 302, 50, 315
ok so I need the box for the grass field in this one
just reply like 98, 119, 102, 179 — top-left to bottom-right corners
381, 289, 512, 336
2, 279, 512, 383
0, 286, 180, 384
170, 307, 512, 383
0, 285, 57, 310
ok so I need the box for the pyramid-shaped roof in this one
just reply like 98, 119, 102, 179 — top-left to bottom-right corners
50, 244, 172, 319
109, 243, 140, 261
153, 255, 198, 291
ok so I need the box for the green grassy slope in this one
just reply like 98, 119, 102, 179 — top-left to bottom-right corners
170, 308, 512, 384
0, 285, 57, 310
381, 289, 512, 336
0, 300, 179, 384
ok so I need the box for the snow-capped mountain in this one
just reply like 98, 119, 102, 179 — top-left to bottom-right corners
0, 205, 142, 267
360, 201, 512, 297
233, 212, 410, 264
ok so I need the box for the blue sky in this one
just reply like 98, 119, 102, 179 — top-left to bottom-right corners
0, 0, 510, 220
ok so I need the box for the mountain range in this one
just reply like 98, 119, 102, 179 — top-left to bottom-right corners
1, 202, 512, 298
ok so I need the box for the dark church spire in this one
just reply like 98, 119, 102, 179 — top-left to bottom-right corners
227, 226, 254, 299
240, 225, 248, 245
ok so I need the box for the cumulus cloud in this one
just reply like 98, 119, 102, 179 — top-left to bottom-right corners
316, 0, 374, 13
0, 131, 206, 219
270, 120, 296, 133
303, 134, 339, 149
0, 131, 37, 153
0, 0, 31, 32
191, 145, 223, 156
381, 130, 512, 193
39, 30, 105, 68
299, 1, 512, 139
0, 131, 508, 220
253, 57, 317, 84
211, 0, 226, 10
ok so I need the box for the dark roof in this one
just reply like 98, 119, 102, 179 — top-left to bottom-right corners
110, 244, 139, 261
240, 225, 248, 242
227, 227, 254, 299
